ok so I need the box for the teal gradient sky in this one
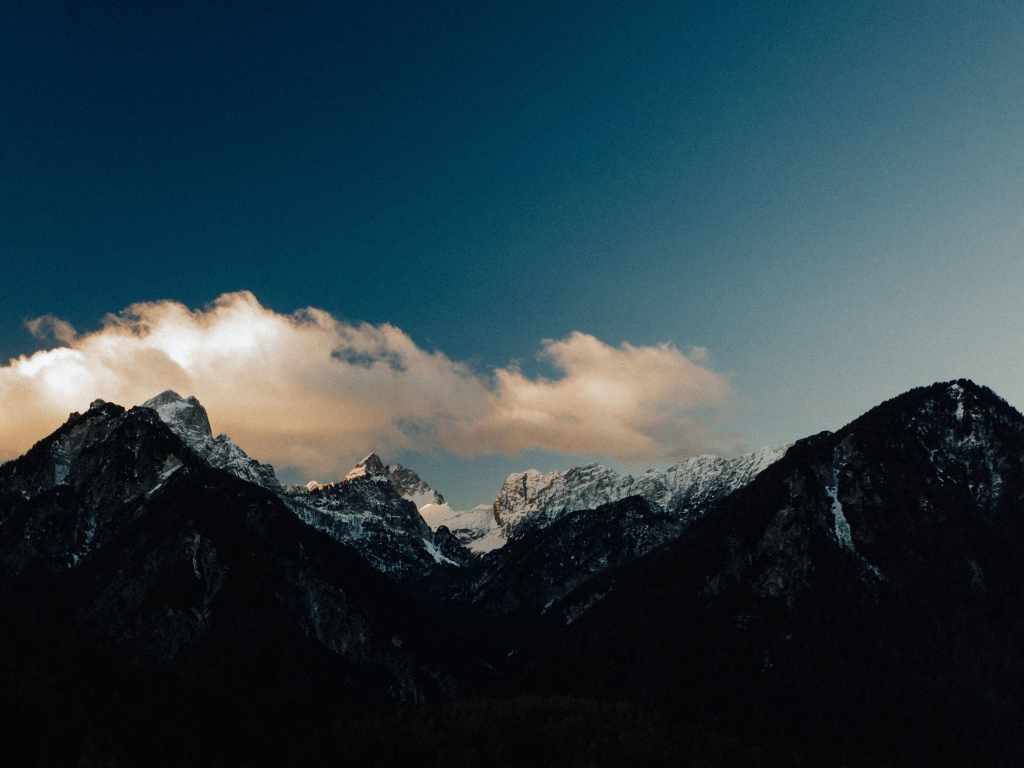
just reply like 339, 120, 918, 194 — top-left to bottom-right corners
3, 1, 1024, 506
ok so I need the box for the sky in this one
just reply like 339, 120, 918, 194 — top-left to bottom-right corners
3, 1, 1024, 507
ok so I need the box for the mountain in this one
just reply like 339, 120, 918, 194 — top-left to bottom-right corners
283, 475, 471, 581
419, 503, 494, 549
342, 451, 387, 481
0, 398, 476, 763
513, 380, 1024, 765
337, 453, 445, 508
384, 461, 445, 507
142, 395, 469, 583
4, 380, 1024, 765
421, 446, 788, 555
282, 452, 468, 581
143, 390, 280, 491
456, 495, 687, 622
491, 446, 788, 539
412, 449, 790, 635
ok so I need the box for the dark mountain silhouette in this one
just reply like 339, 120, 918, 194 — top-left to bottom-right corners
0, 401, 473, 764
2, 381, 1024, 765
512, 380, 1024, 765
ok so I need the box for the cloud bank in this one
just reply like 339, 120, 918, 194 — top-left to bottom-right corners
1, 292, 739, 474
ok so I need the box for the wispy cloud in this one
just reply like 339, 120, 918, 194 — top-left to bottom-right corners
0, 292, 740, 474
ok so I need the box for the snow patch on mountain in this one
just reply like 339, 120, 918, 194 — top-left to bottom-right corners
466, 525, 509, 555
826, 466, 853, 551
949, 382, 966, 422
825, 450, 883, 579
419, 503, 495, 551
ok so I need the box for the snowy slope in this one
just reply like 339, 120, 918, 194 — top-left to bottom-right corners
419, 503, 493, 550
283, 476, 470, 580
281, 453, 467, 580
426, 446, 790, 553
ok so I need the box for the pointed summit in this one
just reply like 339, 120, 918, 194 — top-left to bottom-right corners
338, 454, 444, 507
343, 453, 386, 481
141, 390, 279, 491
384, 463, 445, 508
142, 390, 213, 442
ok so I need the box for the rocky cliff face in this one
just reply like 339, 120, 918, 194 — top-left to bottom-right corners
448, 445, 789, 554
342, 452, 387, 481
280, 452, 468, 581
0, 400, 191, 574
334, 453, 445, 508
143, 390, 280, 491
283, 474, 471, 581
384, 462, 445, 507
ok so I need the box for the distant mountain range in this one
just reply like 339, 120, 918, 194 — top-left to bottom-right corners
1, 381, 1023, 765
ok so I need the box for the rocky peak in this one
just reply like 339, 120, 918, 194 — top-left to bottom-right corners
343, 453, 386, 481
337, 454, 443, 509
0, 401, 202, 573
282, 474, 472, 580
141, 391, 279, 491
384, 463, 444, 507
493, 465, 627, 536
142, 390, 213, 442
481, 448, 790, 551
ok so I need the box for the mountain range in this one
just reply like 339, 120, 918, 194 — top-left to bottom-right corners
1, 381, 1022, 765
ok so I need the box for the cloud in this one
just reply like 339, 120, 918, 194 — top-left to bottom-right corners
0, 292, 739, 474
25, 314, 78, 344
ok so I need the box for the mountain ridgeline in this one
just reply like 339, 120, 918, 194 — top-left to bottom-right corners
1, 381, 1023, 765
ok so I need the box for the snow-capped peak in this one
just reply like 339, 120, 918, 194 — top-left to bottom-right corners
424, 445, 791, 554
143, 390, 213, 442
141, 391, 280, 491
338, 454, 444, 509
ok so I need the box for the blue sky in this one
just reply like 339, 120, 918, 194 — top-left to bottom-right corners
3, 1, 1024, 506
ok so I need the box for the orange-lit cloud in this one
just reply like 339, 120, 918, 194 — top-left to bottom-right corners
0, 292, 739, 475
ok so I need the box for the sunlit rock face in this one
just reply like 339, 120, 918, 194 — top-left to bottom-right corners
493, 465, 632, 539
458, 445, 790, 555
338, 453, 445, 508
342, 453, 386, 481
142, 390, 280, 491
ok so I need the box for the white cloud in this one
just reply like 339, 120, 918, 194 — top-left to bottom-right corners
0, 292, 739, 474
